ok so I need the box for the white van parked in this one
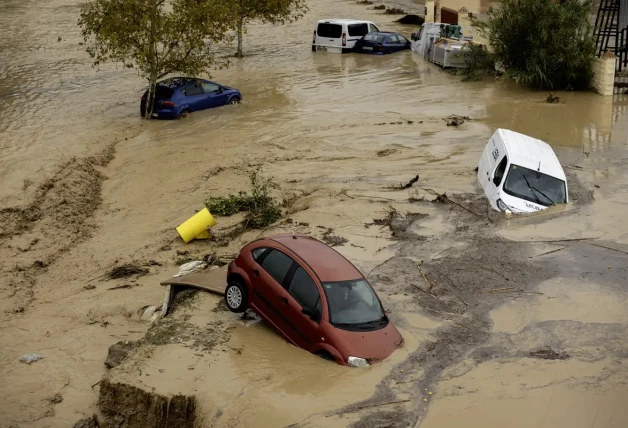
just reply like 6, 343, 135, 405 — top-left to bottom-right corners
478, 129, 568, 214
312, 19, 381, 53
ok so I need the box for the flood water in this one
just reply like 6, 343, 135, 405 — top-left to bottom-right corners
1, 0, 627, 207
1, 0, 628, 427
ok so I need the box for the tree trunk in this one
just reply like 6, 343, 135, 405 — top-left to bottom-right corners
145, 72, 158, 119
145, 0, 158, 119
235, 17, 244, 58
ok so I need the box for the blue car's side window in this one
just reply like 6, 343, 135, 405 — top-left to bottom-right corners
183, 83, 203, 96
202, 82, 220, 94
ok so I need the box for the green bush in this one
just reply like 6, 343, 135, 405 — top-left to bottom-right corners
205, 170, 282, 229
470, 0, 596, 90
459, 44, 497, 82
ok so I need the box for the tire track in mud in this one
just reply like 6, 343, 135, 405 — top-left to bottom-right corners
295, 185, 596, 428
0, 143, 118, 314
345, 238, 552, 428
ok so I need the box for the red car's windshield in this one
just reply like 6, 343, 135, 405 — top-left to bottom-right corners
322, 279, 386, 328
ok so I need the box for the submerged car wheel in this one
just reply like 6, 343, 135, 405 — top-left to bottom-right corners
315, 351, 335, 362
229, 97, 241, 105
177, 109, 190, 119
225, 280, 247, 313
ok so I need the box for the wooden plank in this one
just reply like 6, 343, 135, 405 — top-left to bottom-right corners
160, 265, 228, 296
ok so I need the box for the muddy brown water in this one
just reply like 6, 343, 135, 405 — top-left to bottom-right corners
1, 0, 628, 426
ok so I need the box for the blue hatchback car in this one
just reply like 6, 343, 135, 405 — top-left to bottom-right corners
353, 32, 411, 55
140, 77, 242, 119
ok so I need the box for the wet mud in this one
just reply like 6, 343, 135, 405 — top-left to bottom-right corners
1, 0, 628, 426
0, 143, 119, 314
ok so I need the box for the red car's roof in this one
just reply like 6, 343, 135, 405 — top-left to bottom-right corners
267, 234, 363, 282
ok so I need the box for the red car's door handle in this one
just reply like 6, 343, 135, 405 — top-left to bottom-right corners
253, 269, 260, 277
281, 297, 289, 305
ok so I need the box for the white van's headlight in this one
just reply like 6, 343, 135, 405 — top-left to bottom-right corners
496, 199, 511, 213
347, 356, 369, 367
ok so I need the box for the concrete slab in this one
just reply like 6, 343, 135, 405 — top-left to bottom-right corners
160, 265, 228, 296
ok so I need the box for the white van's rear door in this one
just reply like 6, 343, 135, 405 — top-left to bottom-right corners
315, 22, 344, 52
346, 22, 369, 48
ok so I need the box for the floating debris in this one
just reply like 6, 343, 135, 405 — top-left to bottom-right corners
529, 347, 569, 360
106, 263, 149, 280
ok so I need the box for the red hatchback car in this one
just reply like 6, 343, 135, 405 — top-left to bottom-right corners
225, 233, 403, 367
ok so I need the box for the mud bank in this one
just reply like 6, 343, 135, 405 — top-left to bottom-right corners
98, 379, 196, 428
0, 143, 118, 314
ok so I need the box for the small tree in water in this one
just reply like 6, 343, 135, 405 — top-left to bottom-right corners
468, 0, 596, 90
230, 0, 308, 57
78, 0, 233, 119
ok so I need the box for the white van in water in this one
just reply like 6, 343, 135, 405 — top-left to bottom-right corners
312, 19, 381, 53
478, 129, 568, 214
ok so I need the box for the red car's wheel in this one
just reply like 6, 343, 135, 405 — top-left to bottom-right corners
225, 280, 248, 313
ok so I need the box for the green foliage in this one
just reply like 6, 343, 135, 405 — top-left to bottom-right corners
230, 0, 309, 57
469, 0, 596, 90
459, 44, 497, 82
205, 170, 282, 229
78, 0, 233, 118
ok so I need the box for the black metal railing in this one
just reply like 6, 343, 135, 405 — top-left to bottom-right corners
594, 0, 620, 57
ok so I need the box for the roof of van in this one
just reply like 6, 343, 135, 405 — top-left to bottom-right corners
316, 19, 375, 24
496, 129, 566, 181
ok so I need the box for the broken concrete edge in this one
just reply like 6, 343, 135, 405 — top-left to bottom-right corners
139, 264, 230, 323
72, 415, 99, 428
105, 341, 138, 369
161, 284, 172, 318
96, 377, 197, 428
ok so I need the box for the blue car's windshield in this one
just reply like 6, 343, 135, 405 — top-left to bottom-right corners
322, 279, 386, 327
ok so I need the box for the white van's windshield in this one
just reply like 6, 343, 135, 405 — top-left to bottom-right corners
503, 164, 566, 206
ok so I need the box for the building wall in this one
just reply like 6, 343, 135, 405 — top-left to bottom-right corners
592, 53, 617, 96
457, 12, 490, 47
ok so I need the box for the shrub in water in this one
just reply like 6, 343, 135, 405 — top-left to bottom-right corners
205, 170, 281, 229
469, 0, 596, 90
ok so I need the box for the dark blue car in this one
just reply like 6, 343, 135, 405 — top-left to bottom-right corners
353, 32, 411, 55
140, 77, 242, 119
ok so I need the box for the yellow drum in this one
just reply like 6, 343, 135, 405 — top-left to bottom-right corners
195, 230, 212, 240
176, 208, 217, 243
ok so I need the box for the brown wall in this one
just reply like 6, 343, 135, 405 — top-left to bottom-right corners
441, 7, 459, 24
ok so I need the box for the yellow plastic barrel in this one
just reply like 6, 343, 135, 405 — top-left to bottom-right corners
176, 208, 217, 243
195, 230, 212, 240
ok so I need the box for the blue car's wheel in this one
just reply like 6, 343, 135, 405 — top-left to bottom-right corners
177, 109, 190, 119
229, 97, 241, 105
